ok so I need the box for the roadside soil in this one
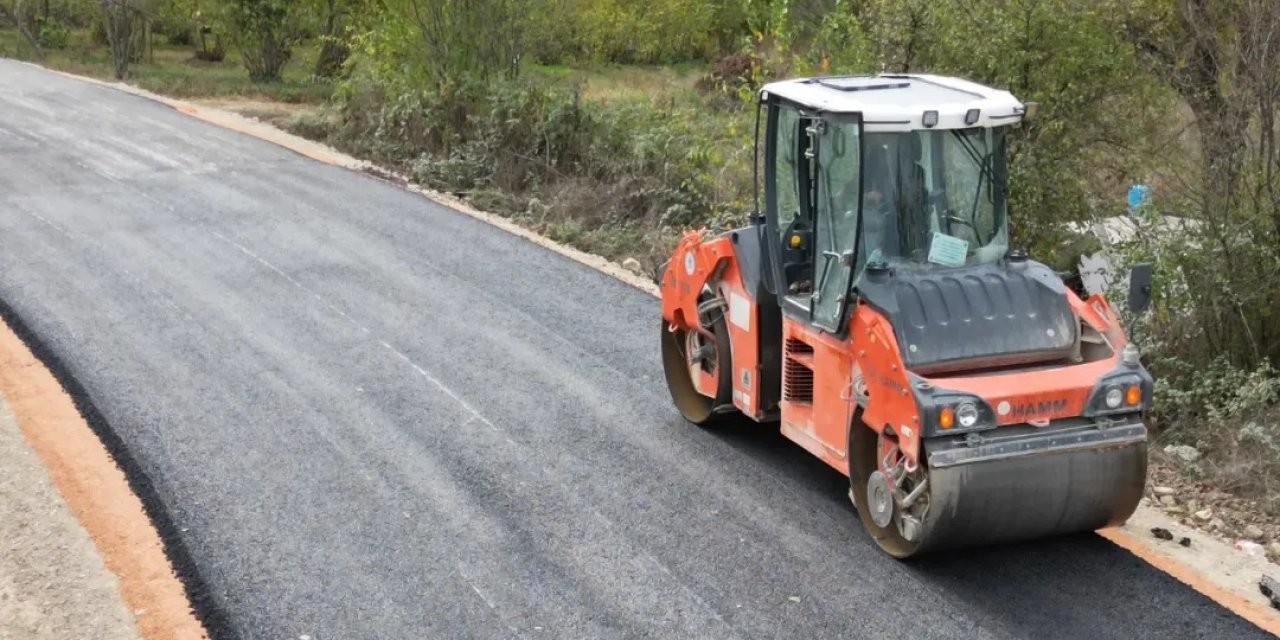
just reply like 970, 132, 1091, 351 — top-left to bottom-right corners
1147, 456, 1280, 557
0, 317, 207, 640
1103, 503, 1280, 634
0, 398, 139, 640
190, 97, 314, 118
1095, 454, 1280, 632
191, 97, 330, 136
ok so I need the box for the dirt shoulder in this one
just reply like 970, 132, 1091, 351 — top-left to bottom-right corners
0, 314, 207, 640
0, 397, 139, 640
1103, 503, 1280, 634
1146, 456, 1280, 551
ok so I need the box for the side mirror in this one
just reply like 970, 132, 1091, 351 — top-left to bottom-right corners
1127, 263, 1153, 313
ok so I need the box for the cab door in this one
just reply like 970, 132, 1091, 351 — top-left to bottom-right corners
764, 100, 817, 308
810, 117, 861, 332
763, 99, 864, 471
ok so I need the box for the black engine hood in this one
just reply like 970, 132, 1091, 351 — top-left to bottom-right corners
856, 260, 1078, 375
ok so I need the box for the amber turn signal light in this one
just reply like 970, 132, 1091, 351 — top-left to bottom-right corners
1125, 385, 1141, 406
939, 406, 955, 429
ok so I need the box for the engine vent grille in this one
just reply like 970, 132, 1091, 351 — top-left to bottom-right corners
784, 339, 814, 403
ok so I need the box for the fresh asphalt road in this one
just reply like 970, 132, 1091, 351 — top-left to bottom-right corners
0, 60, 1267, 640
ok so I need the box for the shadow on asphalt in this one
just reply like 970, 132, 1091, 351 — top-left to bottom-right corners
704, 417, 853, 508
704, 420, 1267, 640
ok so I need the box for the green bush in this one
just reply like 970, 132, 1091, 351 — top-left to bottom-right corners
525, 0, 746, 65
229, 0, 301, 82
1155, 358, 1280, 431
193, 25, 228, 62
1152, 356, 1280, 508
1116, 198, 1280, 440
36, 17, 70, 50
331, 67, 752, 265
90, 16, 109, 46
166, 26, 194, 47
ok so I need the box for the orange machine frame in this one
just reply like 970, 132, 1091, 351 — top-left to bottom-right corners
661, 229, 1133, 476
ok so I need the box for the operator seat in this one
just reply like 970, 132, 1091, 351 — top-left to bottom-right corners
895, 134, 931, 259
861, 144, 900, 260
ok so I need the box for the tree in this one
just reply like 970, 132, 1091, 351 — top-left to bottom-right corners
229, 0, 300, 82
396, 0, 526, 83
1126, 0, 1280, 367
312, 0, 371, 77
100, 0, 142, 79
313, 0, 347, 77
1129, 1, 1252, 219
1, 0, 45, 57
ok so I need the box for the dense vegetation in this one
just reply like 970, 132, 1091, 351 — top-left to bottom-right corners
4, 0, 1280, 507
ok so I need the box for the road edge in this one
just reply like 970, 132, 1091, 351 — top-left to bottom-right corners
16, 61, 661, 300
0, 295, 224, 640
1100, 526, 1280, 635
18, 60, 1280, 635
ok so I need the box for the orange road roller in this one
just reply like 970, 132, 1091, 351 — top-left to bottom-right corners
660, 74, 1152, 557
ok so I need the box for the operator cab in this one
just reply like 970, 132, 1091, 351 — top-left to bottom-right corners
760, 75, 1028, 335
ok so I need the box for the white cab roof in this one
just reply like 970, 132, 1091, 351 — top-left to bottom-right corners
760, 74, 1025, 132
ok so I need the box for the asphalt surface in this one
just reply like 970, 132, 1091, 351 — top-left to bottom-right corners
0, 59, 1270, 640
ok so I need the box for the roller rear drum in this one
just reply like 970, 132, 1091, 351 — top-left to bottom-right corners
661, 304, 735, 426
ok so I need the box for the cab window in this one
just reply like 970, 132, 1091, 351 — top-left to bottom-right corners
812, 119, 860, 329
775, 106, 802, 239
771, 104, 817, 299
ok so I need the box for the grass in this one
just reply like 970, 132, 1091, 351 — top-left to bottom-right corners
0, 28, 333, 104
0, 28, 709, 110
530, 62, 703, 104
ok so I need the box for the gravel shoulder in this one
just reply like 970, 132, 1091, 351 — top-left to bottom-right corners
0, 396, 139, 640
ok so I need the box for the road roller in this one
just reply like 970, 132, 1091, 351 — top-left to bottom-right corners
660, 74, 1153, 557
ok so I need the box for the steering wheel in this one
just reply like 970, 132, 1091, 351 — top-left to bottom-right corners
945, 214, 976, 232
944, 213, 988, 246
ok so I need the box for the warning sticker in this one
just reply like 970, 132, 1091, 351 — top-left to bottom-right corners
927, 232, 969, 267
728, 291, 750, 331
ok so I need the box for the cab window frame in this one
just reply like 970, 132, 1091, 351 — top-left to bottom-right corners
762, 93, 864, 335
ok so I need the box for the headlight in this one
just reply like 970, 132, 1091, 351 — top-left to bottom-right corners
917, 387, 996, 436
1083, 367, 1153, 417
1105, 386, 1123, 409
